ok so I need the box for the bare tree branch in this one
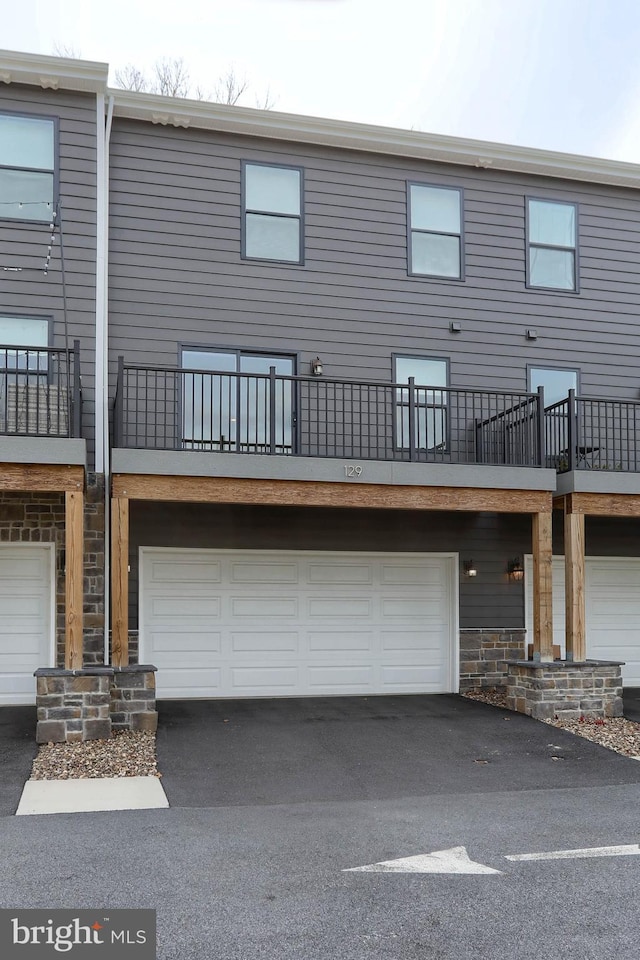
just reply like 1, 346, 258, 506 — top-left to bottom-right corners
214, 68, 249, 106
52, 43, 83, 58
114, 64, 148, 93
112, 56, 275, 110
152, 57, 190, 98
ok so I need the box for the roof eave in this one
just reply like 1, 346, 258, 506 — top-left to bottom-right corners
110, 88, 640, 190
0, 49, 108, 93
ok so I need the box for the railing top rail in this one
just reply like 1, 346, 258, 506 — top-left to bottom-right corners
574, 394, 640, 406
0, 343, 74, 356
119, 362, 539, 399
543, 398, 570, 413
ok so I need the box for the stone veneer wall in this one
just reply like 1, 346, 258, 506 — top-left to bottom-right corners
0, 473, 105, 666
111, 665, 158, 733
459, 628, 526, 691
35, 666, 157, 743
505, 660, 624, 720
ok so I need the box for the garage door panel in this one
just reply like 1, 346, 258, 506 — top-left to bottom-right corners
141, 549, 455, 698
150, 631, 221, 654
148, 559, 221, 583
0, 545, 53, 705
308, 597, 371, 618
526, 555, 640, 685
308, 562, 372, 584
307, 665, 374, 688
381, 664, 446, 687
231, 561, 298, 583
231, 597, 298, 617
149, 597, 221, 619
231, 666, 299, 691
230, 632, 300, 653
308, 631, 373, 652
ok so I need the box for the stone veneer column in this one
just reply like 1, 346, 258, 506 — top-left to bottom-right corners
110, 665, 158, 733
505, 660, 624, 720
35, 667, 113, 743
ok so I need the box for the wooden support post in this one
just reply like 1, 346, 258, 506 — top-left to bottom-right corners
565, 509, 586, 662
64, 489, 84, 670
532, 512, 554, 662
111, 497, 129, 667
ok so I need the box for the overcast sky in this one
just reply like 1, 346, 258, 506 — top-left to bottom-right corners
4, 0, 640, 162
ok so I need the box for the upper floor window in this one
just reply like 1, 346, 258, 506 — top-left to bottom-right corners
408, 184, 463, 279
527, 199, 577, 291
529, 366, 578, 405
0, 315, 49, 370
394, 355, 449, 450
242, 162, 303, 264
0, 113, 56, 221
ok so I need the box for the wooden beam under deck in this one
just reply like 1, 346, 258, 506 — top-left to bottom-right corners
112, 474, 552, 514
64, 490, 84, 670
564, 491, 640, 518
0, 462, 84, 492
111, 497, 130, 668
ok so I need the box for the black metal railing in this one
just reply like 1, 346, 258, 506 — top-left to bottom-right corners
114, 359, 545, 467
545, 389, 640, 472
0, 341, 81, 438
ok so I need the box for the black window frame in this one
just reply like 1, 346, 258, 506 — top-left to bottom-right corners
392, 353, 450, 452
407, 181, 464, 281
0, 110, 58, 224
525, 196, 579, 293
179, 344, 299, 454
527, 363, 581, 405
241, 160, 305, 266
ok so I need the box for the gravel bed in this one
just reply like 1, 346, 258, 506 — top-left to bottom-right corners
30, 731, 160, 780
462, 688, 640, 758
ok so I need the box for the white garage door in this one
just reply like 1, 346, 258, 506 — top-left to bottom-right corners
0, 544, 54, 705
525, 556, 640, 685
140, 549, 458, 699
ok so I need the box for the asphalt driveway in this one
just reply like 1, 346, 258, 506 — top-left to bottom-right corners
0, 705, 36, 817
155, 693, 640, 808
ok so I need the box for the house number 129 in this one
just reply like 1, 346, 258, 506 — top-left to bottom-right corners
344, 465, 363, 477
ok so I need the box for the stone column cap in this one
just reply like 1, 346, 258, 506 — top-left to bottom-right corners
505, 659, 625, 668
110, 664, 158, 673
34, 667, 115, 677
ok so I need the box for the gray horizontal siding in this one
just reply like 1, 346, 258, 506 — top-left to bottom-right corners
129, 503, 532, 630
0, 85, 97, 465
126, 507, 640, 631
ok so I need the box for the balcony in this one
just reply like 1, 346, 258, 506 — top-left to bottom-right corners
0, 341, 82, 439
546, 390, 640, 497
113, 360, 547, 466
0, 341, 85, 469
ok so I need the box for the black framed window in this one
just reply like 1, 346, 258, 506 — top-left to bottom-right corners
181, 348, 295, 453
408, 183, 463, 279
528, 365, 578, 405
242, 162, 303, 263
527, 199, 578, 291
394, 355, 448, 450
0, 113, 56, 221
0, 316, 50, 373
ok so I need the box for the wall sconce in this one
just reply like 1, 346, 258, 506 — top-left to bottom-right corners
507, 557, 524, 581
311, 357, 323, 376
463, 560, 477, 578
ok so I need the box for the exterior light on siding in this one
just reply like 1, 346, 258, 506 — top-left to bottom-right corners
507, 557, 524, 581
311, 357, 324, 376
449, 321, 462, 333
526, 329, 538, 340
463, 560, 477, 578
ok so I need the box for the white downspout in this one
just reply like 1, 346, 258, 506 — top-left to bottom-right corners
96, 93, 115, 665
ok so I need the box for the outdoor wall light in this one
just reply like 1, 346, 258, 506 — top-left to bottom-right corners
463, 560, 477, 578
311, 357, 323, 376
507, 557, 524, 581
